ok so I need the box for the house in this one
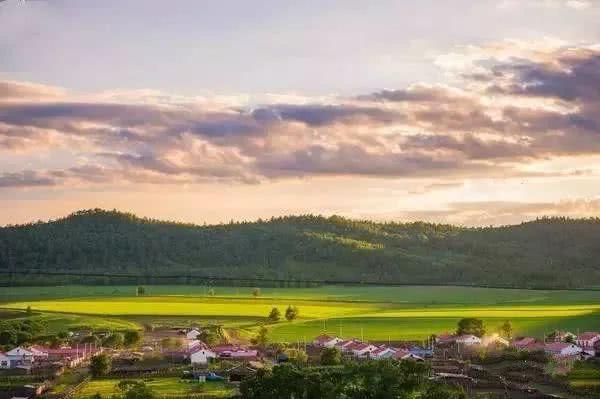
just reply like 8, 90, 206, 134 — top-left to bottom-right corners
186, 329, 202, 340
0, 352, 10, 369
544, 342, 582, 357
190, 347, 217, 365
594, 340, 600, 357
435, 334, 457, 345
214, 346, 258, 360
335, 339, 361, 353
455, 335, 482, 346
313, 335, 343, 348
512, 337, 537, 350
395, 350, 424, 362
351, 343, 378, 358
575, 332, 600, 350
370, 346, 396, 359
408, 346, 434, 358
4, 347, 36, 369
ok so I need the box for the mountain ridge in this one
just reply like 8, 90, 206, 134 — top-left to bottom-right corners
1, 209, 599, 289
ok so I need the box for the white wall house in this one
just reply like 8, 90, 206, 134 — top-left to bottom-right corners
4, 347, 35, 369
456, 335, 482, 346
315, 335, 344, 348
544, 342, 582, 357
352, 343, 378, 358
370, 347, 396, 359
186, 329, 202, 340
190, 347, 217, 365
575, 332, 600, 349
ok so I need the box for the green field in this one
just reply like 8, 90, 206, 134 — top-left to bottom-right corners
75, 377, 234, 398
1, 285, 598, 341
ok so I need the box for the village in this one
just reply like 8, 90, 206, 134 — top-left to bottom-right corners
1, 323, 599, 399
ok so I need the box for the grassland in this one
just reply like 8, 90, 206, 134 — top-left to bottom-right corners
75, 377, 234, 398
1, 285, 598, 341
567, 361, 600, 388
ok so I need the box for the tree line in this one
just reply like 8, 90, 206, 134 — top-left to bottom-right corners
1, 209, 599, 288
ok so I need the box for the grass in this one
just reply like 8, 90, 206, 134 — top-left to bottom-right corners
1, 285, 598, 341
75, 377, 234, 398
568, 361, 600, 388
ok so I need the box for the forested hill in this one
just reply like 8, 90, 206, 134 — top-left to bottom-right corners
1, 209, 599, 289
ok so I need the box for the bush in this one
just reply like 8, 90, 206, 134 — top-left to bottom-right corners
90, 354, 111, 377
320, 347, 342, 366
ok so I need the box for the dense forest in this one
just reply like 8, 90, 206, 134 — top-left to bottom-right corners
0, 209, 599, 288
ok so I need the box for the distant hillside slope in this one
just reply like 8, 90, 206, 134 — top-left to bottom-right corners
0, 209, 599, 288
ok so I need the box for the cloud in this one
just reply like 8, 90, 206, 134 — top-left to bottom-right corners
0, 81, 66, 101
0, 171, 56, 188
0, 41, 599, 188
389, 199, 600, 226
497, 0, 593, 10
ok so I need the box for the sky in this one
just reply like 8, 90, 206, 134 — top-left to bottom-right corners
1, 0, 600, 226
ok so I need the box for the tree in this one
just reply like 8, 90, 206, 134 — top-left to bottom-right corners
285, 305, 299, 321
499, 320, 513, 339
116, 381, 154, 399
0, 329, 17, 346
240, 359, 434, 399
268, 307, 281, 322
423, 383, 467, 399
284, 348, 308, 364
89, 353, 111, 377
161, 337, 183, 350
102, 332, 125, 348
457, 318, 485, 337
124, 330, 142, 347
320, 347, 342, 366
136, 286, 145, 296
252, 288, 261, 297
26, 305, 32, 314
565, 335, 575, 343
251, 326, 269, 348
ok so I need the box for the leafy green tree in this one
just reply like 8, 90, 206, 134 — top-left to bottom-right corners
116, 381, 154, 399
423, 383, 467, 399
284, 348, 308, 364
320, 347, 342, 366
90, 353, 111, 377
457, 318, 485, 337
81, 334, 101, 345
102, 332, 125, 348
251, 326, 269, 349
124, 330, 142, 347
268, 307, 281, 322
0, 329, 17, 346
499, 320, 513, 339
161, 337, 183, 349
241, 359, 433, 399
565, 335, 575, 343
285, 305, 299, 321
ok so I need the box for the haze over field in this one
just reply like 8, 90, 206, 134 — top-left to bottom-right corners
1, 0, 600, 226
